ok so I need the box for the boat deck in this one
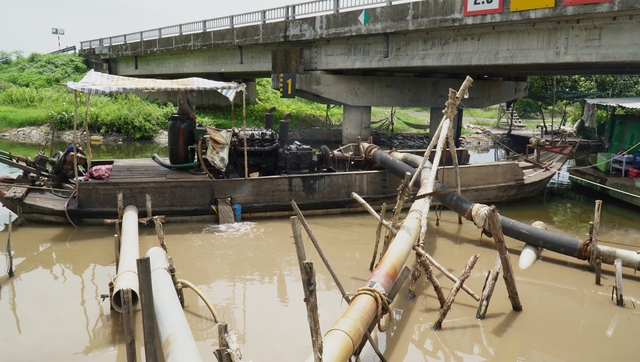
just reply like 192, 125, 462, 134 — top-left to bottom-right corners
89, 158, 210, 183
568, 165, 640, 207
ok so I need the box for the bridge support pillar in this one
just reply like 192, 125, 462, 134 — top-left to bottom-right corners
342, 105, 371, 144
430, 107, 463, 148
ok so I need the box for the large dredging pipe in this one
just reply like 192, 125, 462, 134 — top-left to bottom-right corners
147, 246, 203, 362
112, 205, 140, 312
381, 150, 640, 271
305, 152, 433, 362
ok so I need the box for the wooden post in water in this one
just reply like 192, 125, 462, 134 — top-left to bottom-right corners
433, 253, 480, 330
589, 200, 602, 271
136, 257, 159, 362
291, 216, 323, 362
214, 323, 232, 362
168, 256, 184, 308
414, 246, 480, 301
117, 191, 124, 219
476, 255, 501, 320
595, 259, 602, 286
487, 206, 522, 312
370, 203, 387, 271
291, 201, 387, 362
154, 217, 167, 253
417, 254, 446, 307
382, 172, 411, 260
6, 214, 14, 277
120, 288, 137, 362
614, 258, 624, 307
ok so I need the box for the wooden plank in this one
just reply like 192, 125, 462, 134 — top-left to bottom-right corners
5, 187, 29, 201
217, 198, 234, 224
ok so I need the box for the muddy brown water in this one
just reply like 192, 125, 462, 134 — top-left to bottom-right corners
1, 143, 639, 361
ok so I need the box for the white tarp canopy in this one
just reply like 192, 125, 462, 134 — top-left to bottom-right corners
65, 70, 245, 103
585, 97, 640, 110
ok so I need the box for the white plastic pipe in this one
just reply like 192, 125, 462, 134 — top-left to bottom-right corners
147, 246, 203, 362
112, 205, 140, 312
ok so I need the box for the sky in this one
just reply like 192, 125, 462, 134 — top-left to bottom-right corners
0, 0, 294, 56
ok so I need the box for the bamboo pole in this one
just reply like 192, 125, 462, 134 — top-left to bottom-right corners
73, 91, 79, 204
291, 201, 386, 362
291, 216, 323, 362
476, 255, 501, 320
83, 93, 92, 169
590, 200, 602, 270
406, 259, 422, 301
487, 206, 522, 312
382, 172, 411, 260
417, 254, 446, 307
304, 166, 434, 362
433, 253, 480, 330
414, 246, 480, 302
351, 193, 397, 235
243, 90, 248, 179
370, 203, 387, 271
6, 214, 14, 277
614, 258, 624, 307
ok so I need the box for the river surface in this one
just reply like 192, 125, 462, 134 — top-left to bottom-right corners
0, 140, 639, 361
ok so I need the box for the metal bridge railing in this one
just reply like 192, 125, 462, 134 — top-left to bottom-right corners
80, 0, 415, 49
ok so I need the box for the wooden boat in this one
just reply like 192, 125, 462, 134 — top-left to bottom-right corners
0, 140, 572, 225
0, 71, 572, 224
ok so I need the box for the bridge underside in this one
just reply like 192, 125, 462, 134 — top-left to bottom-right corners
81, 1, 640, 143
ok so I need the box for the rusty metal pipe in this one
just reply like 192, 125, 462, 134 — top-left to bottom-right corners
305, 164, 432, 362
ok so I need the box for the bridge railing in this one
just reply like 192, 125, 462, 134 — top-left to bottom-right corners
80, 0, 415, 49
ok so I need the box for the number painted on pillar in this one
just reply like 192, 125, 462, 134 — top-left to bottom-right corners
464, 0, 502, 16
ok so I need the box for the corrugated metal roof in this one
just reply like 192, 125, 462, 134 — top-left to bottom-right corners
65, 70, 245, 103
584, 97, 640, 109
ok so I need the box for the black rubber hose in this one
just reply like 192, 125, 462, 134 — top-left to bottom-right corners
371, 149, 584, 258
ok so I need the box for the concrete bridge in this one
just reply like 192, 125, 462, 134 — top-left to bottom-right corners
80, 0, 640, 143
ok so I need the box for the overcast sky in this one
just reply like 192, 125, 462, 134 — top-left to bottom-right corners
1, 0, 294, 55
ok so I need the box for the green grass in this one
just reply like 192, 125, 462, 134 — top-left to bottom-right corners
0, 106, 49, 131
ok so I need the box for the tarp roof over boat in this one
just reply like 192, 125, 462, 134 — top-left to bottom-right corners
585, 97, 640, 110
65, 70, 245, 103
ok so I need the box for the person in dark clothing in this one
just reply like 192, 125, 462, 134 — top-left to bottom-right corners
177, 90, 197, 120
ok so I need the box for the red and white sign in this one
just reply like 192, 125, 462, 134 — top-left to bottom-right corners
564, 0, 613, 5
464, 0, 504, 16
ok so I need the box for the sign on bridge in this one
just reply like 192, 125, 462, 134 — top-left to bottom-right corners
463, 0, 503, 16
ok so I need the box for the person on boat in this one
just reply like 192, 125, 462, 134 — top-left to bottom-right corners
177, 89, 197, 120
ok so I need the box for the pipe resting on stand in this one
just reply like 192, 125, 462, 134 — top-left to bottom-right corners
112, 205, 140, 312
148, 247, 203, 362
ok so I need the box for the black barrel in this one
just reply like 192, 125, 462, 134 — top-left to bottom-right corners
168, 114, 195, 165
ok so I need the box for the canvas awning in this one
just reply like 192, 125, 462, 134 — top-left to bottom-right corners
585, 97, 640, 110
65, 70, 245, 103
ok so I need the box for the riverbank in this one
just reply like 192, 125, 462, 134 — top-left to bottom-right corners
0, 124, 509, 150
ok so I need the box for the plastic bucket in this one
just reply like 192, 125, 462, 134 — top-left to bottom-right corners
232, 204, 241, 222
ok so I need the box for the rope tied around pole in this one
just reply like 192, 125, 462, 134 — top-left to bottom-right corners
351, 286, 393, 332
469, 203, 492, 230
